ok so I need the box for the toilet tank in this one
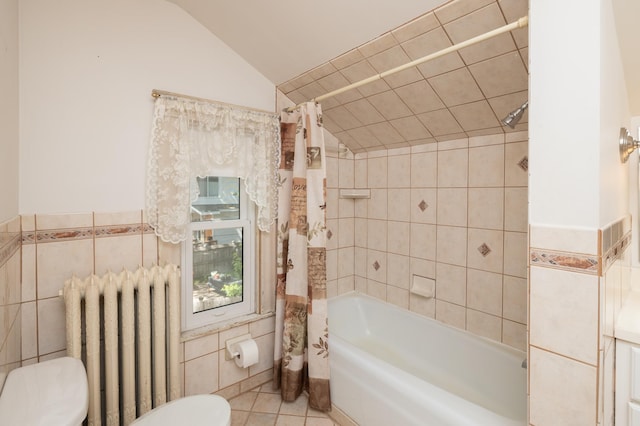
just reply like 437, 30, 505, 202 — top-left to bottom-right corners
131, 394, 231, 426
0, 357, 88, 425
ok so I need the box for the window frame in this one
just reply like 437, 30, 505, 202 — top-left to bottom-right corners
181, 179, 255, 331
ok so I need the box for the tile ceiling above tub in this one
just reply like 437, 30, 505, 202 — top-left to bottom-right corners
277, 0, 529, 153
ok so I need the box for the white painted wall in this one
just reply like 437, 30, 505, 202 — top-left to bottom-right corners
0, 0, 19, 223
529, 0, 602, 228
19, 0, 275, 215
599, 0, 631, 228
529, 0, 631, 229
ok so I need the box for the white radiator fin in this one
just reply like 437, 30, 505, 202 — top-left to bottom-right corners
63, 264, 181, 426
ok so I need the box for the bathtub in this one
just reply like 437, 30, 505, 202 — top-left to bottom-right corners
328, 292, 527, 426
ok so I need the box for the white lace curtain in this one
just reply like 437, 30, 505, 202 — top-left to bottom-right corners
146, 95, 281, 243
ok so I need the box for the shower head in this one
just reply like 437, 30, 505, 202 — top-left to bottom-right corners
501, 101, 529, 129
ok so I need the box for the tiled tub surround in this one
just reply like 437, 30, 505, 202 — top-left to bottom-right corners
0, 216, 21, 384
326, 131, 529, 351
528, 217, 631, 426
18, 211, 275, 400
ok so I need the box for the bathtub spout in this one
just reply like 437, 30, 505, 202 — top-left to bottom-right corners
521, 359, 527, 369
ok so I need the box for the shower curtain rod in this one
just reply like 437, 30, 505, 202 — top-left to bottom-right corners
151, 89, 277, 116
285, 15, 529, 112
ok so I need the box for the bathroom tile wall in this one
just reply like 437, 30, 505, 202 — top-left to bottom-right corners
0, 216, 21, 384
20, 211, 158, 364
19, 211, 274, 398
326, 131, 528, 351
325, 145, 357, 300
528, 217, 631, 426
157, 240, 275, 399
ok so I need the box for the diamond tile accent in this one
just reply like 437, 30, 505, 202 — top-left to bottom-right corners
418, 200, 428, 211
518, 156, 528, 171
373, 261, 380, 271
326, 229, 333, 240
478, 243, 491, 257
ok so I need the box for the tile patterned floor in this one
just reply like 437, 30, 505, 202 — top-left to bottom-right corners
229, 381, 341, 426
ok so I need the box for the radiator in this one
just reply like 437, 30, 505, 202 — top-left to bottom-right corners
63, 264, 181, 426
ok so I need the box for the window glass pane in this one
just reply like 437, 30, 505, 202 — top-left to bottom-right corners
191, 177, 240, 222
191, 227, 243, 314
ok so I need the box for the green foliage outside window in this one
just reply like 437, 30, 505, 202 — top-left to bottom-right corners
222, 282, 242, 298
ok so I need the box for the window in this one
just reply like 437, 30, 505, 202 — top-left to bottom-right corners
196, 176, 219, 198
182, 177, 255, 330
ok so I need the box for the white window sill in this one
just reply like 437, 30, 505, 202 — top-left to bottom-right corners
180, 310, 275, 343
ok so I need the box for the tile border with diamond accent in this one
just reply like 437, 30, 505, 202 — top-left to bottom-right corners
22, 223, 156, 245
602, 231, 631, 274
0, 233, 20, 269
530, 249, 599, 275
530, 215, 632, 277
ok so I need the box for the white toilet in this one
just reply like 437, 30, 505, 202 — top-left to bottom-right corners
0, 356, 231, 426
0, 357, 89, 425
132, 394, 230, 426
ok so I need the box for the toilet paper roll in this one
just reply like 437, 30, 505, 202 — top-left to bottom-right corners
234, 339, 259, 368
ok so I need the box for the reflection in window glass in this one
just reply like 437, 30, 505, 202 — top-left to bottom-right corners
191, 177, 240, 222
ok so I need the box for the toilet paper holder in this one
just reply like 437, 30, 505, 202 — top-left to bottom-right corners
225, 333, 253, 361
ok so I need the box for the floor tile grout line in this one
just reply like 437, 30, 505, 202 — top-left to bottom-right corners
229, 380, 338, 426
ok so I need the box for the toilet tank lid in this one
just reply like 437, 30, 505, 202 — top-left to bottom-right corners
0, 357, 88, 426
132, 395, 231, 426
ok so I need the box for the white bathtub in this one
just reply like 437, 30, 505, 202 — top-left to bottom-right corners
328, 292, 527, 426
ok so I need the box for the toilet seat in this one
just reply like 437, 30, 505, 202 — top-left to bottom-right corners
0, 357, 88, 426
131, 394, 231, 426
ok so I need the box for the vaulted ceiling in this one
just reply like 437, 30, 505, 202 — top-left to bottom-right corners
167, 0, 450, 85
277, 0, 528, 152
168, 0, 639, 153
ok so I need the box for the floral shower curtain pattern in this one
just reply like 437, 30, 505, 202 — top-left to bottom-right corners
273, 102, 331, 411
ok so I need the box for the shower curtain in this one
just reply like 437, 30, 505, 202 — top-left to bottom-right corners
273, 102, 331, 411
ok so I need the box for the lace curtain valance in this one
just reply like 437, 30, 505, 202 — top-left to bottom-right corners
146, 96, 281, 243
